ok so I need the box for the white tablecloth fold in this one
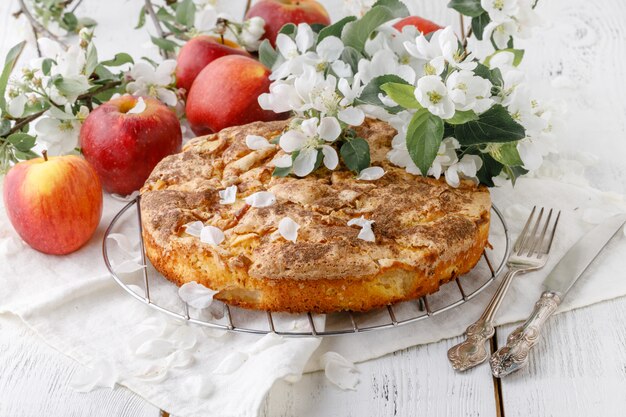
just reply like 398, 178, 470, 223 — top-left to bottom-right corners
1, 177, 625, 417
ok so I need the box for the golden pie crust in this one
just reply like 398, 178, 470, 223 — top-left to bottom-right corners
140, 119, 491, 313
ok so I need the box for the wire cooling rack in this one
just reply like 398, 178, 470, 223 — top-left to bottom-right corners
103, 197, 510, 337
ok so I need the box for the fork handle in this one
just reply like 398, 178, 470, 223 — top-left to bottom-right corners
490, 291, 561, 377
447, 268, 520, 371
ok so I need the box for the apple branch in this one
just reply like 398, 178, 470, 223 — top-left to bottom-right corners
6, 80, 122, 137
144, 0, 174, 59
16, 0, 69, 49
244, 0, 252, 18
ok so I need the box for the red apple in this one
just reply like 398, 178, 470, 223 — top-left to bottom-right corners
176, 36, 250, 94
393, 16, 443, 35
186, 55, 284, 135
80, 95, 182, 196
3, 151, 103, 255
245, 0, 330, 46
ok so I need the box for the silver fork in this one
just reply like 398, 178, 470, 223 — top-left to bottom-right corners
447, 206, 561, 371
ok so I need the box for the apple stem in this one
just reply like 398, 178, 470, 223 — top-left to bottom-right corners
220, 33, 224, 44
42, 149, 48, 162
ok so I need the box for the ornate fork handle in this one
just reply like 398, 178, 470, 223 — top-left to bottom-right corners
448, 268, 520, 371
490, 291, 561, 377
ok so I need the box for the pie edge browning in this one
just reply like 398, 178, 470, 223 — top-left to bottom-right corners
142, 217, 489, 313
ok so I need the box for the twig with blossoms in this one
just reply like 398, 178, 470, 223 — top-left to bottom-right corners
258, 0, 555, 187
140, 0, 267, 56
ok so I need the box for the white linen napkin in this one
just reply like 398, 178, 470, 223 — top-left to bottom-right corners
1, 177, 626, 417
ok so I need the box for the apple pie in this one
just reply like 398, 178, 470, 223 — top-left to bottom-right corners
140, 118, 491, 313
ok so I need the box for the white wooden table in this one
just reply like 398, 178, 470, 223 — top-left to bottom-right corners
2, 1, 626, 416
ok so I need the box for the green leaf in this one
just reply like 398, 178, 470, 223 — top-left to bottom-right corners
371, 0, 410, 15
484, 48, 525, 67
41, 58, 55, 76
151, 36, 179, 52
259, 39, 278, 69
454, 104, 525, 145
340, 46, 362, 74
100, 52, 134, 67
61, 12, 78, 32
318, 16, 356, 42
156, 7, 176, 23
7, 133, 36, 152
447, 0, 485, 17
489, 142, 524, 166
405, 108, 444, 174
279, 23, 297, 36
342, 1, 409, 52
53, 76, 90, 96
380, 82, 420, 109
272, 166, 292, 177
340, 138, 371, 173
0, 41, 26, 113
474, 62, 503, 88
446, 110, 478, 125
471, 13, 490, 41
175, 0, 195, 27
475, 153, 503, 187
85, 44, 98, 75
135, 5, 147, 29
77, 17, 97, 28
0, 119, 10, 136
357, 74, 409, 110
14, 149, 39, 161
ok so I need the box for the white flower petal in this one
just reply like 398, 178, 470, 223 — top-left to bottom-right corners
318, 117, 341, 141
218, 185, 237, 205
276, 34, 297, 58
347, 216, 375, 242
320, 352, 360, 391
213, 351, 249, 375
295, 23, 314, 52
293, 148, 318, 177
321, 145, 338, 170
245, 134, 273, 150
278, 217, 300, 243
8, 95, 27, 118
126, 97, 146, 114
156, 88, 178, 107
244, 191, 276, 208
273, 154, 293, 168
316, 36, 344, 62
178, 281, 219, 309
338, 107, 365, 126
279, 130, 307, 153
184, 221, 204, 237
114, 259, 146, 273
200, 226, 225, 246
356, 166, 385, 181
106, 233, 138, 255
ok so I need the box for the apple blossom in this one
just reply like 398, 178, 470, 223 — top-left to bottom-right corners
415, 75, 455, 119
127, 60, 178, 107
446, 70, 493, 113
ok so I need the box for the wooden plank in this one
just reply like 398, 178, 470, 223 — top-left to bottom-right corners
496, 297, 626, 417
0, 315, 160, 417
261, 335, 497, 417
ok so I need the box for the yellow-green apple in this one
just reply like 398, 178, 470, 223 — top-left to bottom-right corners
245, 0, 330, 46
176, 36, 250, 94
185, 55, 285, 135
3, 151, 103, 255
80, 95, 182, 196
393, 16, 443, 34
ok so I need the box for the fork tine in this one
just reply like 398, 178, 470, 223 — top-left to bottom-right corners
514, 206, 536, 253
542, 210, 561, 254
522, 207, 544, 255
529, 208, 553, 256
